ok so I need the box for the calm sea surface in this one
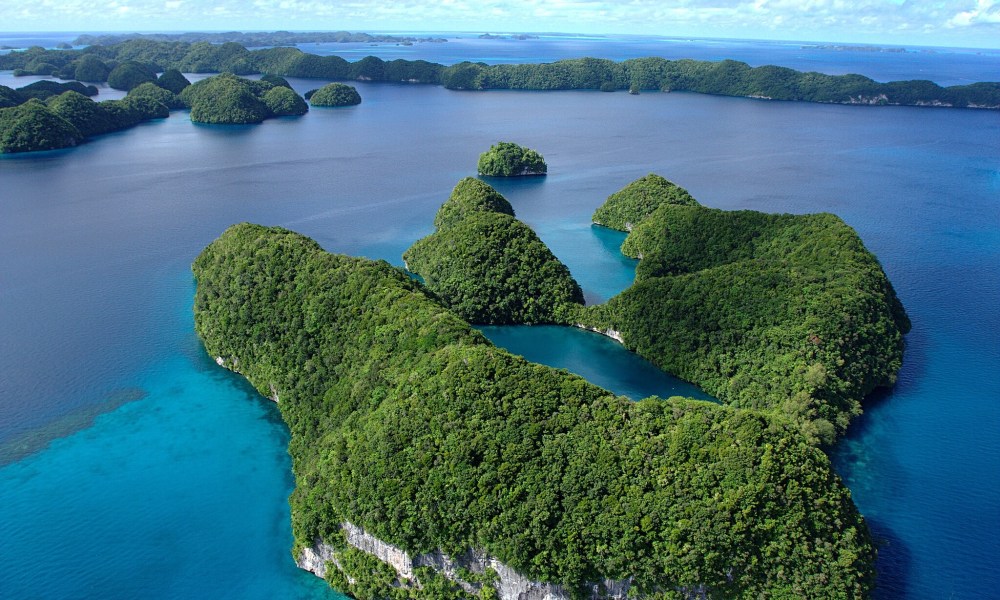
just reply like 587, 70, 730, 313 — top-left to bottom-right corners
1, 36, 998, 599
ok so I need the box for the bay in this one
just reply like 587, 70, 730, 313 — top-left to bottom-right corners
1, 37, 998, 599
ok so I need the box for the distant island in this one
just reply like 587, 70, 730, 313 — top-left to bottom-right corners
307, 82, 361, 107
477, 141, 547, 176
0, 70, 310, 152
478, 33, 539, 40
2, 38, 997, 109
0, 75, 183, 153
71, 31, 448, 47
193, 217, 881, 599
182, 73, 308, 123
803, 44, 906, 53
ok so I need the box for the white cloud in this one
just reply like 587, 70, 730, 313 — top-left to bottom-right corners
948, 0, 1000, 26
0, 0, 997, 47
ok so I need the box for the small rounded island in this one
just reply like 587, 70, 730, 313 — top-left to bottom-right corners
477, 141, 547, 176
308, 83, 362, 107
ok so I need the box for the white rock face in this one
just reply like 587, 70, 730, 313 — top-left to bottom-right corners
342, 521, 414, 579
574, 324, 625, 344
297, 542, 339, 579
296, 522, 635, 600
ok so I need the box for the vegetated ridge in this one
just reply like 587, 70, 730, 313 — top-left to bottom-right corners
0, 71, 309, 152
180, 72, 308, 123
0, 76, 182, 153
193, 221, 876, 599
576, 174, 911, 445
403, 177, 581, 324
1, 39, 997, 108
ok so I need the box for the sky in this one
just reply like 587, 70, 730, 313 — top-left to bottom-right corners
1, 0, 999, 49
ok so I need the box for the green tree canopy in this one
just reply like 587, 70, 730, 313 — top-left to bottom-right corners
0, 85, 20, 109
309, 82, 362, 106
432, 176, 515, 229
579, 175, 911, 444
107, 60, 157, 91
263, 85, 309, 116
155, 68, 191, 94
404, 178, 583, 324
260, 73, 292, 89
591, 173, 698, 230
180, 72, 299, 124
0, 98, 84, 153
46, 91, 119, 137
13, 80, 98, 102
193, 222, 877, 599
74, 54, 111, 83
477, 141, 547, 176
127, 81, 183, 110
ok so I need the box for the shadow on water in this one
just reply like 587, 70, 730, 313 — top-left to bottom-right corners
477, 173, 548, 196
828, 327, 923, 599
0, 387, 148, 466
843, 323, 929, 444
189, 121, 261, 137
868, 516, 913, 599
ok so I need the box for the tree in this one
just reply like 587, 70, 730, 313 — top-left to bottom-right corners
181, 73, 269, 124
309, 83, 361, 107
107, 61, 157, 91
74, 54, 111, 83
0, 99, 84, 153
263, 85, 308, 116
477, 141, 547, 176
155, 69, 191, 94
127, 82, 182, 110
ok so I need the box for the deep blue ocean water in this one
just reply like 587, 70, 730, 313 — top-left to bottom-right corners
1, 36, 999, 599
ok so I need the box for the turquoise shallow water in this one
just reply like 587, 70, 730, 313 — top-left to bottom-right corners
478, 325, 716, 403
1, 36, 998, 598
0, 270, 343, 599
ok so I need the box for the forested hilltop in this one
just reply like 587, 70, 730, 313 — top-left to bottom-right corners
3, 38, 998, 108
576, 175, 911, 445
193, 222, 876, 599
0, 78, 181, 153
403, 178, 582, 324
0, 72, 307, 152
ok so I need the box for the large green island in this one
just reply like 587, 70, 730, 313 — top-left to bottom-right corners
575, 175, 910, 445
193, 167, 909, 598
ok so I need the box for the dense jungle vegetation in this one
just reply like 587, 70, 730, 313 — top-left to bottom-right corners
0, 74, 182, 153
403, 178, 581, 324
0, 70, 311, 152
180, 72, 308, 123
477, 142, 547, 176
591, 174, 698, 230
2, 39, 998, 108
193, 222, 876, 599
309, 82, 362, 106
576, 175, 911, 445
